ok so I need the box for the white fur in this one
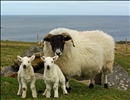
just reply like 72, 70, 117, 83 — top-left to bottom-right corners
17, 55, 37, 98
43, 28, 115, 87
41, 56, 68, 98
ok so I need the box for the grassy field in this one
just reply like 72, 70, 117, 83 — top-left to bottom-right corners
1, 40, 130, 100
115, 42, 130, 75
1, 77, 130, 100
1, 40, 36, 66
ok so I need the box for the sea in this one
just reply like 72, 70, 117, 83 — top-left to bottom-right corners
1, 15, 130, 42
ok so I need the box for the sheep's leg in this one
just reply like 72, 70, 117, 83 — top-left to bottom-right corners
53, 83, 59, 98
60, 82, 68, 95
89, 76, 95, 89
17, 76, 22, 96
65, 77, 71, 92
30, 78, 37, 98
46, 84, 51, 98
102, 70, 108, 88
21, 78, 27, 98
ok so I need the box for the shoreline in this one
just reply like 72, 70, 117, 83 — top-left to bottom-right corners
1, 40, 130, 44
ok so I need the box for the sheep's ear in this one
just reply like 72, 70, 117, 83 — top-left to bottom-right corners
43, 34, 53, 42
41, 56, 46, 61
53, 56, 58, 61
17, 55, 23, 62
30, 55, 35, 62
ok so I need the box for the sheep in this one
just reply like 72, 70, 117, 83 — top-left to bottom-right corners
42, 28, 115, 90
40, 56, 68, 98
17, 55, 37, 98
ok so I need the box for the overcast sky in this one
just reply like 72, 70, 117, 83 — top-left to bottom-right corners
1, 1, 130, 16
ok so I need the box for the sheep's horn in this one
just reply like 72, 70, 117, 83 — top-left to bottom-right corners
62, 32, 75, 47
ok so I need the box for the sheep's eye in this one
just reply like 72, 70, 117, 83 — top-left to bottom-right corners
28, 61, 30, 63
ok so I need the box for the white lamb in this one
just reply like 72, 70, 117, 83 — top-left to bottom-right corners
17, 55, 37, 98
41, 56, 68, 98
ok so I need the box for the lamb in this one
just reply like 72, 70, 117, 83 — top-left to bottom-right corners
17, 55, 37, 98
40, 56, 68, 98
42, 28, 115, 90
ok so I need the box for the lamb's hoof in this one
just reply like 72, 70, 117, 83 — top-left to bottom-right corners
89, 83, 94, 89
22, 96, 26, 99
64, 93, 68, 95
104, 83, 108, 89
54, 96, 58, 98
33, 96, 37, 99
42, 94, 46, 97
17, 94, 21, 96
64, 92, 68, 95
66, 87, 71, 93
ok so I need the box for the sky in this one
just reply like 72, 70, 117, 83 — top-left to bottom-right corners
1, 1, 130, 16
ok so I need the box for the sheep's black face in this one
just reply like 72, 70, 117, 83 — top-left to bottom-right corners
44, 35, 71, 56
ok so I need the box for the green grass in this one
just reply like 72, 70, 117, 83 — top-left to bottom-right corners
114, 43, 130, 75
1, 40, 36, 66
1, 40, 130, 99
1, 77, 130, 100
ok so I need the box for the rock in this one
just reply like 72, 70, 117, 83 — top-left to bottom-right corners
0, 66, 17, 77
22, 45, 43, 57
107, 63, 130, 90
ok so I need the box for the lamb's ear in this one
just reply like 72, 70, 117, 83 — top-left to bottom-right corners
41, 56, 46, 61
17, 55, 23, 62
53, 56, 59, 61
30, 55, 35, 62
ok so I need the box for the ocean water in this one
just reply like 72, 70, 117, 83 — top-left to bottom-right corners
1, 15, 130, 42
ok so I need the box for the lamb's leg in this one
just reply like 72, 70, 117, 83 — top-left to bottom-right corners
102, 70, 108, 89
60, 82, 68, 95
17, 76, 22, 96
89, 76, 95, 89
30, 77, 37, 98
42, 89, 47, 96
53, 83, 59, 98
21, 78, 27, 98
46, 84, 51, 98
65, 77, 71, 92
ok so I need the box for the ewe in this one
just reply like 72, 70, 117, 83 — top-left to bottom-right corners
17, 55, 37, 98
42, 28, 115, 90
41, 56, 68, 98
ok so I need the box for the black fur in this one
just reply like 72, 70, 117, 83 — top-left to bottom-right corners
89, 83, 94, 89
104, 83, 108, 89
66, 87, 71, 93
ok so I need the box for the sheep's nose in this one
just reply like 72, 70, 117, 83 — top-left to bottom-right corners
55, 49, 62, 56
47, 65, 50, 70
23, 65, 26, 69
56, 52, 60, 56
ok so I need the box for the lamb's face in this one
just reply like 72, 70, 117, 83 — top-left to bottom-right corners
17, 55, 35, 69
41, 56, 58, 70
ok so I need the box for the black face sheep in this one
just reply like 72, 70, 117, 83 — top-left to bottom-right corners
17, 55, 37, 98
41, 56, 68, 98
41, 28, 115, 90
